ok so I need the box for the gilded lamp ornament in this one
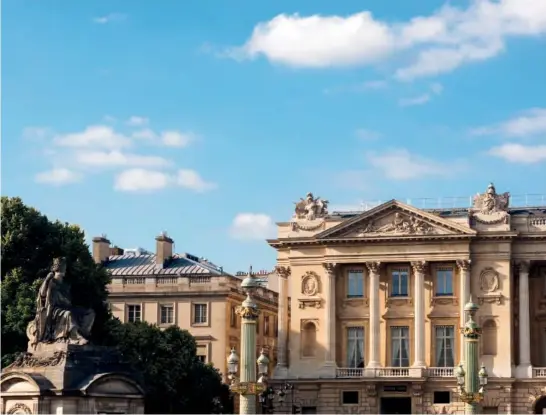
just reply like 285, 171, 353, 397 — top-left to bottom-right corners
455, 297, 489, 414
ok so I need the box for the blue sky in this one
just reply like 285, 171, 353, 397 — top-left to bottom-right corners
2, 0, 546, 273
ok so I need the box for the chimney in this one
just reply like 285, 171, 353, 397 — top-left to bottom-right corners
110, 246, 124, 256
92, 234, 111, 264
155, 231, 173, 267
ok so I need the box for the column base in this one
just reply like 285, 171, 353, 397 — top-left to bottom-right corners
272, 364, 289, 379
318, 361, 338, 378
515, 363, 532, 378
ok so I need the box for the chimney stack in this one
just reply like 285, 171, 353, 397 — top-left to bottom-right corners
155, 231, 173, 267
92, 234, 111, 264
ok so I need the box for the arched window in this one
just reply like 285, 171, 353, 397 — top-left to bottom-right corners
302, 322, 317, 357
482, 320, 497, 356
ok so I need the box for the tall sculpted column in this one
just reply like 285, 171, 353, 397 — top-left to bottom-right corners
456, 259, 471, 364
366, 261, 381, 368
273, 266, 290, 378
516, 260, 532, 378
411, 261, 427, 367
321, 263, 338, 376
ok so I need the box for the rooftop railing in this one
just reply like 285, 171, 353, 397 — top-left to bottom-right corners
333, 194, 546, 213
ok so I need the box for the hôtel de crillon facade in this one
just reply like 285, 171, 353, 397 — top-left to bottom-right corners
267, 184, 546, 414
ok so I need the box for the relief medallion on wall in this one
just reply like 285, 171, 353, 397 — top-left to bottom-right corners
477, 267, 503, 305
298, 271, 322, 309
7, 403, 32, 414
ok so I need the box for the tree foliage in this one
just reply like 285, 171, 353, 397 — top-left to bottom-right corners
1, 197, 233, 413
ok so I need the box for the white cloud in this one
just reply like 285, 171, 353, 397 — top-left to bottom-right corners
114, 169, 171, 192
430, 82, 444, 95
126, 116, 149, 126
75, 150, 172, 168
229, 213, 276, 240
131, 128, 158, 141
367, 149, 465, 180
54, 125, 131, 149
103, 115, 117, 123
93, 13, 126, 24
229, 0, 546, 79
355, 129, 381, 140
399, 94, 431, 107
471, 108, 546, 137
488, 143, 546, 163
176, 169, 216, 192
161, 131, 194, 147
22, 127, 52, 141
362, 80, 388, 89
35, 168, 81, 186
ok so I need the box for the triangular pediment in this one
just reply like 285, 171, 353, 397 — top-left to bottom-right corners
316, 200, 476, 239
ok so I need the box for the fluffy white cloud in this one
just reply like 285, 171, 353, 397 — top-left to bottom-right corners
229, 213, 276, 240
161, 131, 194, 147
35, 168, 81, 185
126, 116, 149, 126
75, 150, 171, 168
176, 169, 216, 192
114, 169, 171, 192
472, 108, 546, 137
488, 143, 546, 163
398, 94, 431, 107
93, 13, 126, 24
367, 149, 465, 180
54, 125, 131, 149
230, 0, 546, 79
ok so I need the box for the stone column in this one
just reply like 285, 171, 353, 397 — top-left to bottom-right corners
456, 259, 471, 364
273, 266, 290, 379
411, 261, 427, 368
366, 261, 381, 369
320, 263, 338, 377
516, 260, 532, 378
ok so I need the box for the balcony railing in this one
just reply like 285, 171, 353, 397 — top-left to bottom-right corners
533, 367, 546, 378
428, 367, 454, 377
377, 367, 410, 377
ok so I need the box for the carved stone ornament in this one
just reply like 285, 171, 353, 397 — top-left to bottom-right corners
323, 262, 337, 275
456, 259, 471, 272
298, 299, 322, 309
8, 350, 67, 368
342, 298, 369, 308
366, 261, 381, 274
411, 383, 424, 397
275, 266, 291, 279
235, 304, 260, 321
411, 260, 428, 274
479, 267, 500, 293
7, 403, 32, 414
477, 294, 503, 305
470, 183, 510, 224
301, 271, 320, 296
430, 297, 458, 307
355, 212, 437, 236
365, 384, 377, 397
292, 192, 329, 230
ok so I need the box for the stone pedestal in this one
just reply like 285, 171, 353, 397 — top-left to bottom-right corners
1, 343, 145, 414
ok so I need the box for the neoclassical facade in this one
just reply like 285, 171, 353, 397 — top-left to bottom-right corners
269, 185, 546, 414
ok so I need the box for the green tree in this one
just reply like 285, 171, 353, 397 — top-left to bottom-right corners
1, 196, 112, 367
110, 322, 233, 414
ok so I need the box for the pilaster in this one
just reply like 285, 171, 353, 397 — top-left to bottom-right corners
411, 260, 427, 368
319, 263, 338, 377
515, 260, 532, 378
273, 266, 290, 379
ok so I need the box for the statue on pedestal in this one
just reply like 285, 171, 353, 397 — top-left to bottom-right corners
26, 257, 95, 350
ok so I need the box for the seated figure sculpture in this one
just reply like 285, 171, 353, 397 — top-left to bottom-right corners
27, 257, 96, 349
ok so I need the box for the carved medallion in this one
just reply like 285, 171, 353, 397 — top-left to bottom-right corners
301, 271, 320, 296
8, 403, 32, 414
470, 183, 510, 224
479, 268, 499, 293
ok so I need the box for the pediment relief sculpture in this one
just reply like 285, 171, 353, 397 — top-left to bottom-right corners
353, 212, 439, 237
479, 267, 500, 293
301, 271, 321, 296
470, 183, 510, 224
291, 192, 329, 231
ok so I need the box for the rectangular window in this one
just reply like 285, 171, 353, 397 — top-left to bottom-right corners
193, 304, 208, 324
435, 325, 455, 367
160, 305, 174, 325
127, 305, 141, 323
347, 270, 364, 298
433, 391, 451, 404
391, 269, 409, 297
391, 326, 410, 367
342, 391, 359, 405
346, 326, 365, 368
197, 345, 207, 363
264, 316, 270, 336
436, 269, 454, 296
230, 306, 237, 328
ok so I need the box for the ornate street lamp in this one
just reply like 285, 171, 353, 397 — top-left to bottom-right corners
226, 266, 266, 415
455, 298, 489, 414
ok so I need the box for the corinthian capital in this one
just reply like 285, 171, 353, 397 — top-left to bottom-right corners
275, 266, 291, 279
323, 263, 337, 274
366, 261, 381, 274
456, 259, 471, 272
515, 260, 531, 274
411, 260, 428, 274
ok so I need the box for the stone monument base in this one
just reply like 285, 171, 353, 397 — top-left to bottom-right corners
1, 343, 145, 414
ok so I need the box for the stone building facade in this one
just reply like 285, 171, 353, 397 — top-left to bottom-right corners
268, 185, 546, 414
94, 233, 279, 378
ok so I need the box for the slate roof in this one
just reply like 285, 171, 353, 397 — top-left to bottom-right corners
105, 253, 224, 276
